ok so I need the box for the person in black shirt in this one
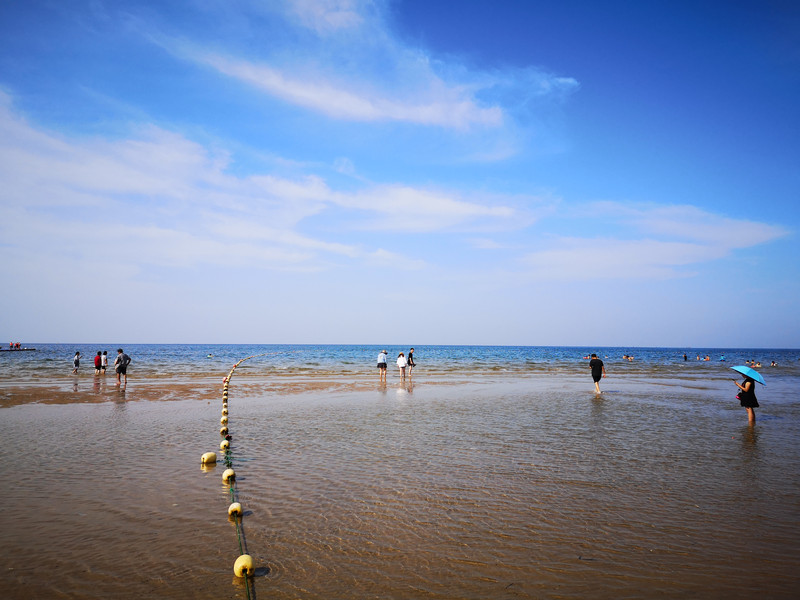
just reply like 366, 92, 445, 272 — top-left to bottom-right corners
734, 376, 759, 424
589, 353, 606, 394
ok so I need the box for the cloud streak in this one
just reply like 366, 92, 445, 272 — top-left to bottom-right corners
191, 51, 504, 129
144, 0, 576, 134
0, 95, 527, 277
521, 202, 789, 281
2, 88, 787, 288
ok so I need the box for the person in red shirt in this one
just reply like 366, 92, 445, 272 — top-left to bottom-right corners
94, 351, 102, 375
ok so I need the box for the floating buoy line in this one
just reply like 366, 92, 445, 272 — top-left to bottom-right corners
200, 353, 272, 599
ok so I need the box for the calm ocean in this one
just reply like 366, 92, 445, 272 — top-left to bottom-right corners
2, 343, 798, 381
2, 343, 799, 598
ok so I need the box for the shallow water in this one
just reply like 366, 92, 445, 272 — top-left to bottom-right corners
1, 366, 799, 599
2, 343, 798, 383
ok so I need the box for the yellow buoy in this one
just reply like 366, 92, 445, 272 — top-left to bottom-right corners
233, 554, 254, 577
222, 407, 228, 416
222, 468, 236, 483
220, 439, 230, 451
220, 426, 229, 436
221, 416, 228, 425
201, 452, 217, 464
228, 502, 243, 517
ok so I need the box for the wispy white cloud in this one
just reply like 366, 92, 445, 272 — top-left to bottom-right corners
611, 202, 789, 248
195, 52, 504, 129
6, 89, 782, 290
468, 238, 507, 250
521, 202, 789, 280
365, 248, 426, 270
522, 237, 713, 280
0, 95, 527, 276
335, 185, 534, 233
282, 0, 367, 33
143, 0, 576, 135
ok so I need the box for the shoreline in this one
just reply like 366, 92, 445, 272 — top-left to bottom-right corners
0, 367, 762, 411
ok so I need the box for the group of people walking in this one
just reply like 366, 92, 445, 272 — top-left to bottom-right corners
376, 348, 416, 383
72, 349, 132, 385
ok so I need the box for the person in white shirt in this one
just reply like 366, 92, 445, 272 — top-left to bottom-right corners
376, 350, 388, 383
397, 352, 407, 379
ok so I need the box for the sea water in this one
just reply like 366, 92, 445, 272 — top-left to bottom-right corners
1, 345, 799, 598
2, 343, 798, 381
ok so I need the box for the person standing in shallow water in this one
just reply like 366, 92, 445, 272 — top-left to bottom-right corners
72, 351, 81, 374
589, 353, 606, 394
734, 376, 759, 424
376, 349, 388, 383
397, 352, 407, 379
407, 348, 416, 376
114, 348, 131, 385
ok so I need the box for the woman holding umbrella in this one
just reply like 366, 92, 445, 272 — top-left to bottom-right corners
731, 365, 763, 424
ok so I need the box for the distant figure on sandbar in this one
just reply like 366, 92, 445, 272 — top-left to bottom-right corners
397, 352, 407, 379
407, 348, 416, 376
72, 351, 81, 374
734, 375, 759, 424
115, 348, 131, 385
589, 353, 606, 394
376, 349, 388, 383
94, 351, 102, 375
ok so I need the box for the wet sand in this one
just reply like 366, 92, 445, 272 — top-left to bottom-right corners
1, 371, 799, 599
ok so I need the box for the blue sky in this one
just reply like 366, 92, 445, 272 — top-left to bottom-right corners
1, 0, 798, 347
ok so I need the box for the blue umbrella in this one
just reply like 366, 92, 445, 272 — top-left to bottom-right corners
731, 365, 766, 386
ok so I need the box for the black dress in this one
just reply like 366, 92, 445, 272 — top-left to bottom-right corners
738, 378, 759, 408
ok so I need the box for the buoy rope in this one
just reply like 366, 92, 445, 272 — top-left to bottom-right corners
203, 351, 292, 597
223, 357, 252, 600
216, 352, 284, 599
227, 477, 246, 556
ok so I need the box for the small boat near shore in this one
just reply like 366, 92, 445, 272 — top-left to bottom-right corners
0, 348, 36, 352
